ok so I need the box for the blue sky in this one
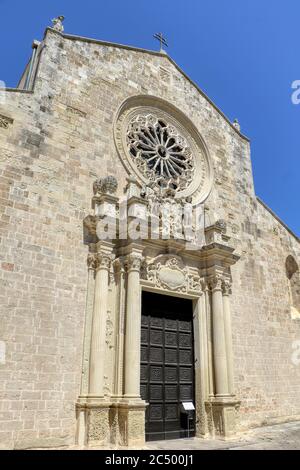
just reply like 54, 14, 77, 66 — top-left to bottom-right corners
0, 0, 299, 235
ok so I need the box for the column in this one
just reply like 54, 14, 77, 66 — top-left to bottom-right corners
203, 280, 214, 396
89, 250, 112, 397
113, 257, 126, 398
210, 274, 229, 397
222, 280, 235, 395
79, 254, 97, 396
124, 253, 143, 399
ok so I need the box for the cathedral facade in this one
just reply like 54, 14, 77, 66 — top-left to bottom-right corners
0, 25, 299, 449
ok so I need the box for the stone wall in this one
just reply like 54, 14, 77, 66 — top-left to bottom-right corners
0, 28, 299, 448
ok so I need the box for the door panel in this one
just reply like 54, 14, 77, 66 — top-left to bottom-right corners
140, 291, 195, 441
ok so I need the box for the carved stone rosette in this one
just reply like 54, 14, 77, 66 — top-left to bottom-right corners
114, 96, 213, 205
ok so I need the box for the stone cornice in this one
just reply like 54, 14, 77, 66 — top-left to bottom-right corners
257, 197, 299, 243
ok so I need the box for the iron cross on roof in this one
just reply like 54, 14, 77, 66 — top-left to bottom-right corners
153, 32, 168, 52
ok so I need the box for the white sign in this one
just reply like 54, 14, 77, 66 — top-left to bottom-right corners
181, 402, 195, 411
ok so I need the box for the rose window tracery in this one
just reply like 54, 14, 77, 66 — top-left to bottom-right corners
127, 114, 194, 192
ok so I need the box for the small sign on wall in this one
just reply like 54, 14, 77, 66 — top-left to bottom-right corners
181, 402, 195, 412
0, 341, 6, 364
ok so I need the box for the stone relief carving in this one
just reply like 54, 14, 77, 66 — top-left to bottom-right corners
106, 313, 113, 348
141, 255, 201, 294
87, 408, 109, 443
87, 253, 98, 270
158, 259, 186, 290
103, 375, 110, 396
208, 274, 224, 291
188, 274, 202, 293
222, 280, 232, 296
93, 175, 118, 195
0, 114, 13, 129
127, 113, 194, 194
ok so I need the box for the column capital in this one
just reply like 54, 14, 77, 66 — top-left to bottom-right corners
124, 253, 143, 273
222, 280, 232, 296
95, 252, 114, 271
208, 274, 224, 292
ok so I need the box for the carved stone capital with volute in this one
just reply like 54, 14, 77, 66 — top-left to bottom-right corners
124, 254, 143, 273
95, 252, 113, 271
222, 280, 232, 296
208, 274, 224, 292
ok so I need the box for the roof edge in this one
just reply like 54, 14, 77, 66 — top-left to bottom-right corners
44, 28, 250, 142
257, 196, 299, 242
0, 87, 33, 94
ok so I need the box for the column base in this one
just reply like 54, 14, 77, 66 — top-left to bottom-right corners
76, 398, 147, 448
76, 397, 111, 447
205, 397, 241, 439
113, 400, 147, 447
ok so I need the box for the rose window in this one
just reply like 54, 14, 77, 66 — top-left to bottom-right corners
127, 114, 194, 192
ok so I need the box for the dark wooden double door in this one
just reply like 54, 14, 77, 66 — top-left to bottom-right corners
140, 291, 195, 441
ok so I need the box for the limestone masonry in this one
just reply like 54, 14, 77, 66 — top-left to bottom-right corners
0, 25, 299, 449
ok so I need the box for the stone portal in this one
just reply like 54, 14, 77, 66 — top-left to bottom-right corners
141, 291, 195, 441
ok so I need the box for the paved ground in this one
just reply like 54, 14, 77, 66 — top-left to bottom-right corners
145, 421, 300, 450
31, 421, 300, 450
